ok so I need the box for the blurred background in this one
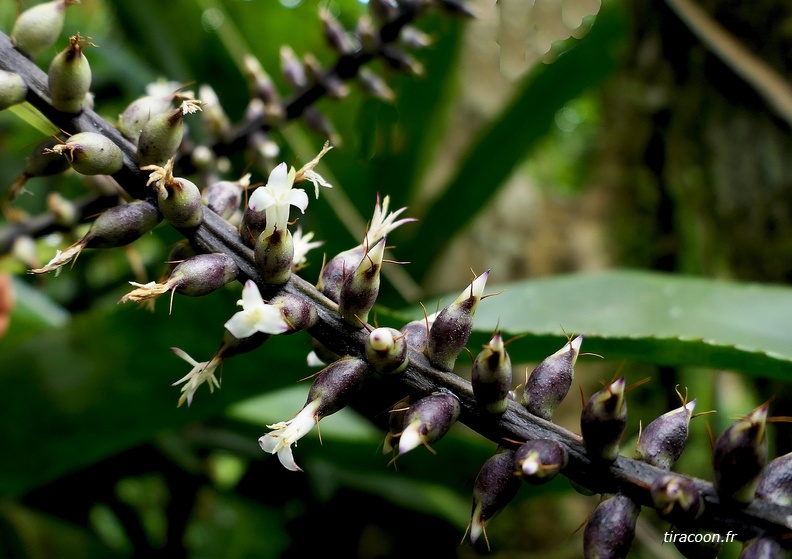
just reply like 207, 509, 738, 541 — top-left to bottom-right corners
2, 0, 792, 557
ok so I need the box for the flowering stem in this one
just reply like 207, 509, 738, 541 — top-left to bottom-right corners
1, 22, 790, 545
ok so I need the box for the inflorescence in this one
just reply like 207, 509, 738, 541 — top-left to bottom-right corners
1, 2, 791, 557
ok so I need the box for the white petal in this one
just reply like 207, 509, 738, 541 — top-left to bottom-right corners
252, 305, 290, 334
170, 347, 201, 367
267, 162, 291, 193
277, 446, 302, 472
240, 280, 264, 310
259, 433, 281, 454
285, 188, 309, 213
248, 186, 276, 212
306, 351, 325, 367
224, 311, 259, 339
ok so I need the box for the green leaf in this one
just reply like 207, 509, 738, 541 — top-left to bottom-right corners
402, 1, 627, 279
0, 276, 70, 350
0, 289, 314, 497
464, 270, 792, 379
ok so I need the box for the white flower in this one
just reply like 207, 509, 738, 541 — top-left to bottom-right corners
224, 280, 291, 339
365, 195, 416, 247
292, 226, 323, 268
248, 162, 308, 236
294, 141, 334, 198
171, 347, 222, 407
258, 399, 321, 471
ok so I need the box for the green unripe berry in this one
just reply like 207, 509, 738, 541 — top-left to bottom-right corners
118, 95, 173, 143
29, 200, 162, 275
44, 132, 123, 176
86, 200, 162, 248
254, 228, 294, 286
8, 137, 71, 201
0, 70, 28, 110
142, 160, 203, 229
11, 0, 79, 60
119, 254, 239, 307
136, 100, 202, 167
48, 33, 93, 113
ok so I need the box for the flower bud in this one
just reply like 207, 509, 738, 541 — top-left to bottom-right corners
468, 448, 521, 546
119, 253, 239, 307
740, 536, 785, 559
303, 53, 348, 100
239, 204, 267, 248
0, 70, 27, 110
118, 93, 173, 143
136, 99, 202, 167
269, 293, 317, 333
320, 8, 355, 54
44, 132, 123, 176
426, 271, 489, 372
338, 237, 386, 326
243, 54, 280, 106
199, 84, 231, 140
472, 333, 512, 415
7, 137, 70, 202
399, 26, 433, 49
713, 403, 768, 504
756, 452, 792, 506
514, 438, 567, 484
48, 33, 92, 113
355, 16, 379, 52
398, 391, 461, 455
365, 327, 408, 375
580, 377, 627, 462
318, 195, 414, 301
358, 68, 395, 102
583, 493, 639, 559
12, 0, 79, 60
368, 0, 397, 22
522, 335, 582, 420
254, 228, 294, 286
142, 159, 203, 229
259, 356, 370, 471
29, 200, 161, 274
280, 45, 307, 90
380, 45, 424, 76
650, 473, 704, 524
202, 174, 246, 220
399, 312, 436, 354
635, 398, 696, 469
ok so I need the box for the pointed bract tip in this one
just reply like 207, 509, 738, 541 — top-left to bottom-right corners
488, 333, 504, 352
469, 504, 484, 544
367, 236, 387, 264
398, 421, 422, 455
